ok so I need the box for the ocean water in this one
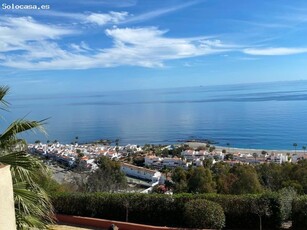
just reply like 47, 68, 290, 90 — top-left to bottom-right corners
4, 81, 307, 150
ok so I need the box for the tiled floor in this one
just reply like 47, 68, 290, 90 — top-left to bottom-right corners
49, 224, 104, 230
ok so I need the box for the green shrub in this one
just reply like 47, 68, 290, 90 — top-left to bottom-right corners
52, 192, 285, 229
184, 199, 225, 229
292, 196, 307, 229
190, 193, 283, 229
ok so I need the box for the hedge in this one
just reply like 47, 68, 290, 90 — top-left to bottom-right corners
292, 195, 307, 229
52, 192, 286, 229
52, 193, 180, 226
192, 193, 283, 229
184, 199, 225, 229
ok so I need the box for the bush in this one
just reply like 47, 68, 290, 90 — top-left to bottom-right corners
52, 192, 285, 229
192, 193, 283, 229
184, 199, 225, 229
292, 196, 307, 229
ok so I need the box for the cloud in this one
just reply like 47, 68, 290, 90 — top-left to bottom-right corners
70, 42, 91, 53
0, 23, 233, 70
78, 0, 137, 7
243, 47, 307, 55
34, 10, 130, 26
0, 16, 74, 52
27, 1, 200, 26
85, 11, 130, 25
124, 1, 201, 23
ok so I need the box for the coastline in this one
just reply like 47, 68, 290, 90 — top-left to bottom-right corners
186, 142, 304, 154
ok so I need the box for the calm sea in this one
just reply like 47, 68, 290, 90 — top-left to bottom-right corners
5, 81, 307, 150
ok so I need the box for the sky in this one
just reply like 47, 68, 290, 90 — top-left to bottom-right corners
1, 0, 307, 95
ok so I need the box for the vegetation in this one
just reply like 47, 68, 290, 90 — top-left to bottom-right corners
187, 167, 215, 193
73, 156, 127, 192
184, 199, 225, 229
292, 195, 307, 229
168, 161, 307, 195
52, 192, 293, 229
0, 86, 53, 229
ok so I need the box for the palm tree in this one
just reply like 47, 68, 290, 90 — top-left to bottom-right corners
0, 86, 53, 229
253, 152, 258, 164
226, 143, 230, 153
293, 143, 298, 154
303, 146, 306, 154
115, 138, 119, 154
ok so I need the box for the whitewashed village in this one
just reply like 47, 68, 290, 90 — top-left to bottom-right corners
28, 141, 306, 193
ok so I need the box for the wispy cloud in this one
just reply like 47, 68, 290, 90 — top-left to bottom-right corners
32, 10, 130, 26
33, 1, 200, 26
243, 47, 307, 56
124, 1, 201, 24
78, 0, 137, 7
1, 13, 306, 71
86, 11, 129, 26
0, 20, 234, 70
0, 16, 74, 52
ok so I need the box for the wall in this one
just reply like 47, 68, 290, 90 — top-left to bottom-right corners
56, 214, 209, 230
0, 165, 16, 230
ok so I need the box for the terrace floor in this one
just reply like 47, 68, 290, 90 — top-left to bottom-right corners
50, 223, 104, 230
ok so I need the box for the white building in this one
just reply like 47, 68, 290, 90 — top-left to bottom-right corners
181, 150, 196, 161
161, 157, 185, 167
144, 156, 162, 166
271, 154, 288, 164
121, 163, 161, 183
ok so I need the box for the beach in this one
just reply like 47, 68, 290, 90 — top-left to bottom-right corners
186, 142, 304, 155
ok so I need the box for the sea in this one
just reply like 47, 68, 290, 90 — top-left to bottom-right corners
4, 80, 307, 150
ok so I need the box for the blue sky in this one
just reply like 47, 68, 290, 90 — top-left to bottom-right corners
1, 0, 307, 95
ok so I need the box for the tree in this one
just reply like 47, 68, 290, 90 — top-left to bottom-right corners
172, 167, 188, 193
292, 160, 307, 194
256, 163, 284, 191
302, 146, 306, 154
224, 153, 234, 161
209, 146, 216, 152
75, 136, 79, 144
161, 148, 169, 157
251, 197, 271, 230
212, 162, 236, 194
0, 86, 53, 229
226, 143, 230, 153
115, 138, 119, 154
230, 165, 263, 194
80, 156, 127, 192
184, 199, 225, 229
293, 143, 298, 154
188, 167, 215, 193
253, 152, 258, 164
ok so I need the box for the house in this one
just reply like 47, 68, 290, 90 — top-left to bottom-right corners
161, 157, 185, 167
181, 150, 195, 161
121, 163, 161, 183
144, 155, 162, 166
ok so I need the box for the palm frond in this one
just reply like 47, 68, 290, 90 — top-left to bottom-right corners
14, 182, 54, 228
0, 151, 47, 185
0, 118, 47, 143
0, 85, 53, 229
0, 151, 38, 168
0, 85, 10, 109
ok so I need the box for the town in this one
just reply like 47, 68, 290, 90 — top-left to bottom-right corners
28, 141, 307, 193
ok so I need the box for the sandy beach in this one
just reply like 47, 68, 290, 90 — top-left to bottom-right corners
186, 142, 305, 155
